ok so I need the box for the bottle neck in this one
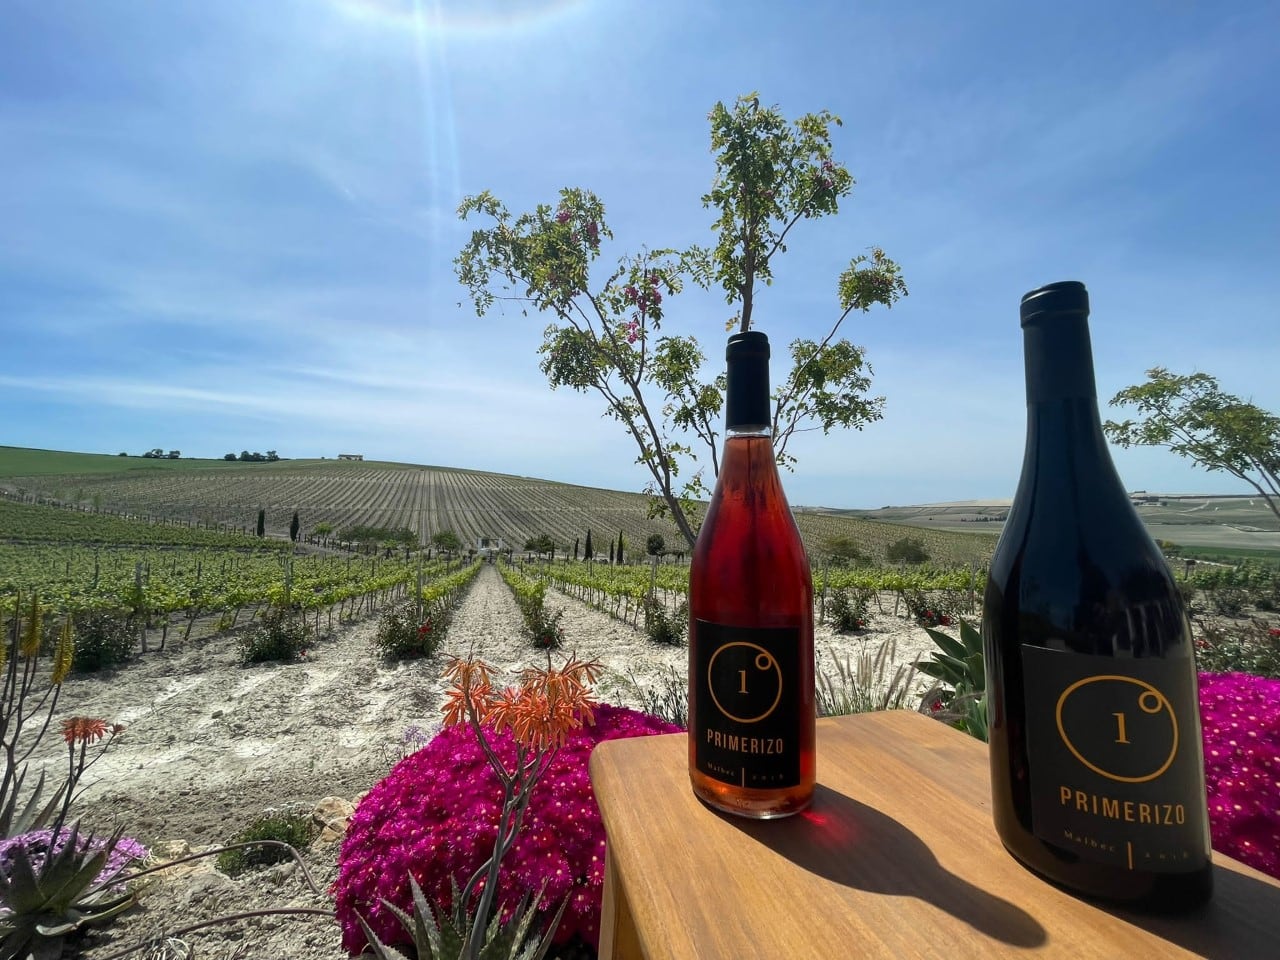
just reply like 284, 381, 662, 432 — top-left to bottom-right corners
1016, 311, 1126, 504
1022, 313, 1097, 405
726, 349, 770, 434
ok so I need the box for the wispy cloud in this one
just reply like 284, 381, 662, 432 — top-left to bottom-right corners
2, 0, 1277, 507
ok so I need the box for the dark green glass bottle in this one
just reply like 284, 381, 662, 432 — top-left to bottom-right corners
983, 281, 1212, 909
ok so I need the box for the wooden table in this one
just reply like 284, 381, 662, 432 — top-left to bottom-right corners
589, 711, 1280, 959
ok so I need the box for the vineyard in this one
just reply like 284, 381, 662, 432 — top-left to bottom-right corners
0, 445, 996, 565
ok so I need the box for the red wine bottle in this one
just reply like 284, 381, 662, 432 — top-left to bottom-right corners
984, 281, 1212, 908
689, 330, 815, 818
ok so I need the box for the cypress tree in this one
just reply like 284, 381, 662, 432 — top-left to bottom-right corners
256, 508, 265, 537
609, 539, 615, 564
573, 537, 580, 560
584, 529, 594, 561
289, 511, 300, 542
617, 529, 625, 565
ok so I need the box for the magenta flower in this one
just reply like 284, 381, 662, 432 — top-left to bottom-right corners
1199, 672, 1280, 881
332, 704, 682, 954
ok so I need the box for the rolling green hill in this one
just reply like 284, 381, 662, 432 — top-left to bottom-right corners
0, 446, 995, 564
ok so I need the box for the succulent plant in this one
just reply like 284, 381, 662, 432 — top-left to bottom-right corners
918, 617, 988, 741
359, 874, 566, 960
0, 823, 140, 960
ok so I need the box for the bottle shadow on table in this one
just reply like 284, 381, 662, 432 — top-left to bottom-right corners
1100, 864, 1280, 960
720, 784, 1047, 949
722, 785, 1280, 959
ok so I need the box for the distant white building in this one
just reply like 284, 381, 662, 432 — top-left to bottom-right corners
337, 453, 364, 461
476, 536, 505, 560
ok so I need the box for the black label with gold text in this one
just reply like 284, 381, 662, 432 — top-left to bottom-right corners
693, 620, 800, 789
1021, 645, 1209, 872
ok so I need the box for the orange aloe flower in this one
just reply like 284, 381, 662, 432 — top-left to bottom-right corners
441, 654, 602, 751
441, 657, 494, 729
61, 717, 109, 744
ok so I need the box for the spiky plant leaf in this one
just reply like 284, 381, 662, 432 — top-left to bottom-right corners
1, 767, 66, 839
407, 873, 446, 957
356, 916, 415, 960
0, 824, 139, 960
361, 874, 569, 960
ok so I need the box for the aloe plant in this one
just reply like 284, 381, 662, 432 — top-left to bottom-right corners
359, 875, 567, 960
917, 618, 988, 741
0, 823, 140, 960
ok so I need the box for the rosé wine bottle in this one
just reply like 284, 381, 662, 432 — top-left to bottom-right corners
689, 330, 815, 818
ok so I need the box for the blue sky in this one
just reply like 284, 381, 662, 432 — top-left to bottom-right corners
1, 0, 1276, 509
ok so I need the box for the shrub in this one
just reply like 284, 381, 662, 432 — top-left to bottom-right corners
372, 598, 451, 661
1194, 621, 1280, 679
1210, 586, 1249, 617
236, 607, 311, 664
528, 606, 565, 649
643, 599, 687, 646
333, 704, 681, 956
216, 809, 317, 876
903, 588, 956, 627
885, 536, 929, 564
72, 611, 135, 672
825, 589, 870, 632
1199, 672, 1280, 881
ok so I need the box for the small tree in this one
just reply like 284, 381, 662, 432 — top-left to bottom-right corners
886, 537, 929, 564
609, 539, 616, 565
617, 530, 625, 565
824, 535, 869, 567
573, 537, 580, 560
646, 533, 665, 557
456, 93, 906, 550
224, 452, 237, 461
313, 521, 333, 545
584, 529, 594, 561
289, 511, 300, 543
524, 533, 555, 559
431, 530, 462, 556
255, 508, 265, 538
1105, 368, 1280, 524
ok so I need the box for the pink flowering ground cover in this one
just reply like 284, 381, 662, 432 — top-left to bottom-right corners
1199, 671, 1280, 880
332, 704, 680, 955
332, 675, 1278, 958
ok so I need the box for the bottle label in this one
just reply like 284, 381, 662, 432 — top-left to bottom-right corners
693, 620, 801, 789
1021, 645, 1209, 872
